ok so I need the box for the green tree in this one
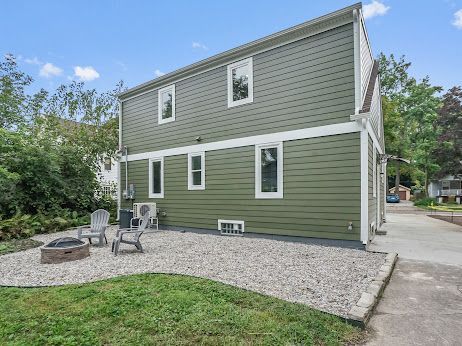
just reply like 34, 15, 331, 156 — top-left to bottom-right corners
379, 53, 442, 194
0, 54, 122, 224
0, 54, 47, 129
378, 53, 414, 192
432, 86, 462, 177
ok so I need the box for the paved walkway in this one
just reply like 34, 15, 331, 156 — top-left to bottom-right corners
367, 205, 462, 345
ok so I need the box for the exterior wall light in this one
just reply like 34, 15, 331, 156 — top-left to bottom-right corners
348, 222, 353, 232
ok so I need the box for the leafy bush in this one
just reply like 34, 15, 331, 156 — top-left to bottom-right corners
414, 197, 438, 207
0, 210, 94, 241
0, 55, 120, 242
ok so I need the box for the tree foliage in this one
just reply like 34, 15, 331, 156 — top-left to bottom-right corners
0, 55, 122, 238
432, 87, 462, 177
378, 53, 442, 193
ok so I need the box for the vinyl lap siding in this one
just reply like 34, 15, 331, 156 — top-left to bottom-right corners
121, 133, 361, 241
368, 135, 377, 239
121, 24, 355, 155
369, 76, 382, 143
360, 18, 373, 102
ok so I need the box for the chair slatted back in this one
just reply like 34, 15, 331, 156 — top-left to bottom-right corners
91, 209, 110, 232
133, 211, 150, 242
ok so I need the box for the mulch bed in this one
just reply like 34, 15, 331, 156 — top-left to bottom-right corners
429, 215, 462, 227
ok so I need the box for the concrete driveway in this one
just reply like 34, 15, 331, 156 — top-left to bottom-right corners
366, 204, 462, 345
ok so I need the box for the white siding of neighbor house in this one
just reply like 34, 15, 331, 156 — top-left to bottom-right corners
97, 159, 118, 198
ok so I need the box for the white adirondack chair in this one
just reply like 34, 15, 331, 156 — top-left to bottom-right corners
112, 211, 150, 256
77, 209, 110, 246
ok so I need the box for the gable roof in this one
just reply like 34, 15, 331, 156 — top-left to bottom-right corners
118, 3, 362, 101
389, 185, 411, 192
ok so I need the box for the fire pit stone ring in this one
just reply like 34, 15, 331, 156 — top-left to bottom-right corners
41, 237, 90, 264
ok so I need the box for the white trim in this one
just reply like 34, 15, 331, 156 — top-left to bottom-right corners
227, 57, 254, 108
122, 122, 361, 162
148, 157, 164, 198
360, 129, 369, 245
117, 100, 122, 220
373, 143, 377, 198
158, 85, 176, 124
255, 142, 283, 199
350, 112, 371, 122
188, 152, 205, 190
353, 8, 361, 114
366, 121, 383, 154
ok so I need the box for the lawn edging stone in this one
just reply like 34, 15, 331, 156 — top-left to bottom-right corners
347, 252, 397, 328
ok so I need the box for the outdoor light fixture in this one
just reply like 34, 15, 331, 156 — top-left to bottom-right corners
348, 222, 353, 231
195, 136, 202, 142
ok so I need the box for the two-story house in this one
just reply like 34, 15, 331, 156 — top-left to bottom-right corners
118, 3, 385, 248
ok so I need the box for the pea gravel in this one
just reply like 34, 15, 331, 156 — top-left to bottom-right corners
0, 227, 386, 317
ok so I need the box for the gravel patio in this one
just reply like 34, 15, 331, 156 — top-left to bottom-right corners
0, 227, 386, 317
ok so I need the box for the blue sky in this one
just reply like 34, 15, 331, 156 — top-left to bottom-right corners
2, 0, 461, 94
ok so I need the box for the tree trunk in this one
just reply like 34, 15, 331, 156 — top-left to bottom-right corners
395, 161, 401, 194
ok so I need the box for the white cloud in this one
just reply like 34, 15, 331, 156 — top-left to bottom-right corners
73, 66, 100, 81
24, 57, 43, 65
154, 69, 165, 77
39, 63, 63, 78
453, 9, 462, 29
363, 1, 390, 19
192, 41, 208, 50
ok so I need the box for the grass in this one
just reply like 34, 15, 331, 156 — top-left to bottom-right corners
0, 238, 43, 256
417, 204, 462, 212
0, 274, 363, 345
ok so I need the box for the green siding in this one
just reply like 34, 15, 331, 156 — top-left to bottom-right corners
368, 135, 377, 237
121, 24, 355, 154
121, 133, 361, 241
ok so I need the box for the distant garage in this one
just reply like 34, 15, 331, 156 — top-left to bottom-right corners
389, 185, 411, 201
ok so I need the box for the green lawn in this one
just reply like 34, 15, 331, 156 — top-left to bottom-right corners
0, 238, 43, 256
417, 204, 462, 212
0, 274, 362, 345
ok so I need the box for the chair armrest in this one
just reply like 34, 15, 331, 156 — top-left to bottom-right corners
73, 224, 92, 229
118, 229, 144, 241
115, 227, 133, 237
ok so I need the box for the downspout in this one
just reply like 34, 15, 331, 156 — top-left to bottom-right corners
117, 100, 123, 220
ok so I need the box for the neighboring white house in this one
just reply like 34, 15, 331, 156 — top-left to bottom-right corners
428, 175, 462, 198
97, 157, 118, 199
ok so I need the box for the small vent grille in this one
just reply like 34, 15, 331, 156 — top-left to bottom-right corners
218, 220, 244, 236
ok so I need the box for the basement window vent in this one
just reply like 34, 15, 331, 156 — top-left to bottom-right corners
218, 220, 244, 236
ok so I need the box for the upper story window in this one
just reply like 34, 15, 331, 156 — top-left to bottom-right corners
158, 85, 175, 124
104, 158, 112, 171
227, 57, 253, 108
148, 157, 164, 198
188, 152, 205, 190
255, 142, 283, 199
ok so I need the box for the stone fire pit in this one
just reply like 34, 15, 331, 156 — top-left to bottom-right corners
41, 237, 89, 264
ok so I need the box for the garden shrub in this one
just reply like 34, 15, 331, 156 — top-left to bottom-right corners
414, 197, 438, 207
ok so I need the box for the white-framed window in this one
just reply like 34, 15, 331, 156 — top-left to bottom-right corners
158, 85, 175, 124
188, 152, 205, 190
227, 57, 253, 108
148, 157, 164, 198
104, 157, 112, 171
255, 142, 283, 199
373, 146, 377, 198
